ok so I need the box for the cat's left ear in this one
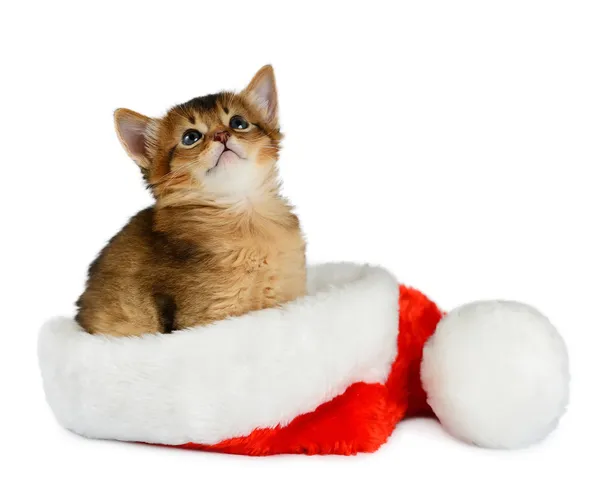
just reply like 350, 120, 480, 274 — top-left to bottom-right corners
242, 65, 278, 124
114, 108, 153, 169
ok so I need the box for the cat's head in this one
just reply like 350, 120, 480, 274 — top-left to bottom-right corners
114, 65, 282, 206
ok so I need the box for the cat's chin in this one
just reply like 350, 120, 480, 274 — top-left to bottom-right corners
218, 149, 241, 165
206, 150, 239, 174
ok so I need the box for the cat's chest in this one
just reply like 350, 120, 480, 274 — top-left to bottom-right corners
221, 232, 302, 274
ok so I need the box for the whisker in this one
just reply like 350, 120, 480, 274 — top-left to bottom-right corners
152, 158, 204, 192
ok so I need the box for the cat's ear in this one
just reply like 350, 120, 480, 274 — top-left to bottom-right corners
242, 65, 278, 124
114, 108, 152, 169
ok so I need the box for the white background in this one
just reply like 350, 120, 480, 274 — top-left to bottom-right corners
1, 0, 599, 480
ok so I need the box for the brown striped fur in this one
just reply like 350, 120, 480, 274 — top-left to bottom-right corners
76, 66, 306, 336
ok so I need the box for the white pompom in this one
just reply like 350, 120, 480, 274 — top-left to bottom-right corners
421, 300, 569, 449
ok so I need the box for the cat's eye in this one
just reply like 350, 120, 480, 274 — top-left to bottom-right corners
229, 115, 249, 130
182, 130, 203, 146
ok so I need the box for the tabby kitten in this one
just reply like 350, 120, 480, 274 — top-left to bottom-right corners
76, 65, 307, 336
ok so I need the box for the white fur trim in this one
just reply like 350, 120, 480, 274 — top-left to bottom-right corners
38, 263, 399, 445
421, 300, 569, 449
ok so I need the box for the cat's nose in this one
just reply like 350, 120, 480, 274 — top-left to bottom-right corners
213, 130, 230, 144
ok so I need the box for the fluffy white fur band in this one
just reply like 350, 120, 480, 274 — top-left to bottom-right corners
38, 263, 400, 446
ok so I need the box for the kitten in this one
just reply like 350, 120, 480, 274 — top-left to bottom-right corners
76, 66, 307, 336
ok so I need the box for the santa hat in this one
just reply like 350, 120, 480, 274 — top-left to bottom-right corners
38, 263, 569, 455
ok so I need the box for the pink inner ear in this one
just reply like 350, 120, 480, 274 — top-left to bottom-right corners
248, 75, 277, 121
255, 77, 274, 107
118, 117, 147, 160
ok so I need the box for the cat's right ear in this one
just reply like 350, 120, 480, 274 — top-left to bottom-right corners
114, 108, 152, 169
